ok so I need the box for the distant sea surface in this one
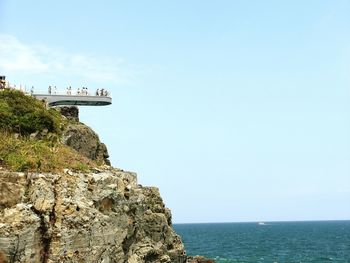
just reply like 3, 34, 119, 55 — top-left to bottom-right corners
174, 221, 350, 262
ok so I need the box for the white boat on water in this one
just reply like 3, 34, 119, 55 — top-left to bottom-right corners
258, 222, 266, 225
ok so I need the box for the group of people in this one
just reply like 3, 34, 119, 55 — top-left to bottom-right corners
0, 77, 111, 97
71, 87, 89, 95
46, 86, 110, 97
95, 88, 109, 97
48, 86, 57, 95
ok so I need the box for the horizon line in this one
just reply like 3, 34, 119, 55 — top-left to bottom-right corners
173, 219, 350, 225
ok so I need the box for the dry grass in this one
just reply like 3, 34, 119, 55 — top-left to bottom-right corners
0, 131, 95, 172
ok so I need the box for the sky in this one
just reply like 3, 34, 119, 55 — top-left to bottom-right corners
0, 0, 349, 223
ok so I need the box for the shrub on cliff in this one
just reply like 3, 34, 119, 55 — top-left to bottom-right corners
0, 90, 95, 172
0, 89, 62, 135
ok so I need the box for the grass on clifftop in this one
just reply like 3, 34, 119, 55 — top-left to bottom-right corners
0, 131, 94, 172
0, 90, 95, 172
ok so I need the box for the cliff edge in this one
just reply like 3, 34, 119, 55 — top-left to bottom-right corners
0, 167, 186, 263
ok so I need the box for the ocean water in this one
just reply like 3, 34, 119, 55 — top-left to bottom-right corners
174, 221, 350, 262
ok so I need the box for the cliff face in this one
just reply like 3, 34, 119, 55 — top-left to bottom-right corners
59, 106, 111, 166
62, 123, 111, 166
0, 167, 186, 263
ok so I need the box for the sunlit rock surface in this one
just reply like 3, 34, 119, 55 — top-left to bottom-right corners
0, 167, 186, 263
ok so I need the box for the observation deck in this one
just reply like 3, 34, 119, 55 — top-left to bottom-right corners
33, 94, 112, 107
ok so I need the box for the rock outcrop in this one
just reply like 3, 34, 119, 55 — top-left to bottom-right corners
59, 106, 79, 122
0, 167, 186, 263
62, 123, 111, 165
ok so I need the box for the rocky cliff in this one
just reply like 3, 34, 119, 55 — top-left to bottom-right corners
0, 166, 186, 263
60, 106, 111, 166
0, 99, 214, 263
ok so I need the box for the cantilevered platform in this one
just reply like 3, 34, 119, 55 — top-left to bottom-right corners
33, 94, 112, 107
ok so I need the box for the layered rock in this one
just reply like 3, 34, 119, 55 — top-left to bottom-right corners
62, 123, 110, 165
0, 167, 186, 263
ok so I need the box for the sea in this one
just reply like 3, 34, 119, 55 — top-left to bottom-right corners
174, 220, 350, 263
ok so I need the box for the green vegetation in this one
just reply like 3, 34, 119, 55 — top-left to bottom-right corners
0, 90, 94, 172
0, 89, 62, 135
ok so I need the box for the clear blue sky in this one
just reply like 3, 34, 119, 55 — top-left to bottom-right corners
1, 0, 349, 223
